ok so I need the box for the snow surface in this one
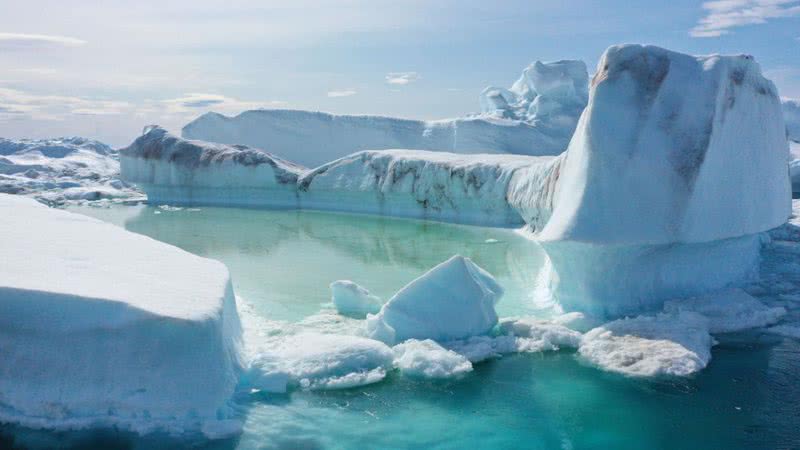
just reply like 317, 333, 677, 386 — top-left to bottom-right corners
540, 44, 791, 245
0, 194, 243, 436
330, 280, 382, 317
0, 137, 140, 205
366, 255, 504, 345
182, 60, 588, 167
121, 127, 557, 227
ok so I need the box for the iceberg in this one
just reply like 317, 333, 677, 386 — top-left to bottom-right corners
365, 255, 503, 345
181, 60, 589, 167
0, 194, 243, 436
0, 137, 140, 205
330, 280, 382, 317
121, 127, 557, 227
535, 45, 791, 315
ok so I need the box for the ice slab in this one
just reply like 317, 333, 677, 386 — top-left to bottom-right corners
392, 339, 473, 379
0, 194, 243, 436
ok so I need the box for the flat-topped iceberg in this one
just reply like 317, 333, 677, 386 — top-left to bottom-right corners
182, 60, 588, 167
0, 194, 243, 436
121, 127, 558, 227
366, 255, 504, 345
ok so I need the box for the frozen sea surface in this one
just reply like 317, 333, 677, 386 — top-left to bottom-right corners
3, 204, 799, 449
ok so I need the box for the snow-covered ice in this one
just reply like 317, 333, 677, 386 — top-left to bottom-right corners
578, 312, 713, 377
366, 255, 504, 345
0, 137, 140, 205
120, 126, 303, 208
0, 194, 243, 436
182, 60, 588, 167
391, 339, 473, 379
245, 333, 393, 391
330, 280, 382, 317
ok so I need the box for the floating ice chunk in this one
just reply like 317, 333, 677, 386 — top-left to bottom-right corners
578, 312, 713, 377
663, 289, 786, 333
330, 280, 382, 317
497, 317, 582, 350
392, 339, 473, 379
365, 255, 503, 345
247, 333, 393, 391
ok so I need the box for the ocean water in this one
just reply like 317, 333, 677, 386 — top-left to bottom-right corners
2, 204, 799, 450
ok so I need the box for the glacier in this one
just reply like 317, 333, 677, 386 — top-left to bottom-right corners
0, 137, 140, 205
181, 59, 589, 167
0, 194, 243, 437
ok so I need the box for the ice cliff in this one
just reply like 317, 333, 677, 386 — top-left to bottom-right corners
0, 194, 243, 437
181, 60, 589, 167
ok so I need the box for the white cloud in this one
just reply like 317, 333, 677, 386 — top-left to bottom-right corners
0, 32, 86, 48
385, 72, 420, 85
327, 89, 357, 97
160, 93, 287, 116
690, 0, 800, 37
0, 87, 130, 120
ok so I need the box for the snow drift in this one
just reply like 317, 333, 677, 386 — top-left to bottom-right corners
182, 60, 588, 167
0, 137, 139, 205
0, 194, 243, 436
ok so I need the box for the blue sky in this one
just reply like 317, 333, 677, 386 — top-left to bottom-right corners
0, 0, 798, 146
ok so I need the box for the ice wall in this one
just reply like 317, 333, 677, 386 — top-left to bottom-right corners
181, 60, 588, 167
0, 194, 243, 436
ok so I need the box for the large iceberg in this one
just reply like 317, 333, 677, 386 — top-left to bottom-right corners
536, 45, 791, 315
0, 137, 140, 205
121, 127, 557, 227
0, 194, 243, 436
181, 60, 589, 167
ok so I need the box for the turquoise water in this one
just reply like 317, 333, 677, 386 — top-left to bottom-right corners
2, 205, 799, 449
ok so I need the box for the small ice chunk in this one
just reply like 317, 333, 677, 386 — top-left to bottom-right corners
579, 312, 712, 377
330, 280, 382, 317
663, 288, 786, 333
365, 255, 504, 344
247, 333, 393, 391
392, 339, 473, 379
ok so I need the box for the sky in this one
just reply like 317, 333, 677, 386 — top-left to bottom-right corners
0, 0, 798, 147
